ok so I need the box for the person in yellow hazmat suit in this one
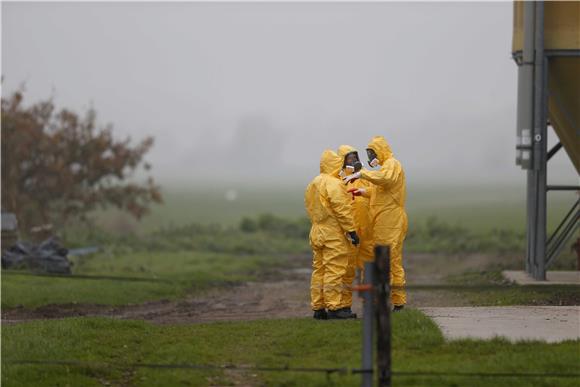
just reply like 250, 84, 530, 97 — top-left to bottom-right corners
343, 136, 408, 311
305, 149, 360, 320
336, 145, 374, 315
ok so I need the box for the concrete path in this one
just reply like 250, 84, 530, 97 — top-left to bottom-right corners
503, 270, 580, 285
420, 306, 580, 343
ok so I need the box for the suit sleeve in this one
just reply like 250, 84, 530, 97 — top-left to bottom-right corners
360, 159, 402, 188
326, 178, 356, 233
356, 179, 373, 198
304, 183, 313, 222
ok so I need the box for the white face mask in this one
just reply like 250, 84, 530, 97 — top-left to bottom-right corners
345, 165, 355, 172
370, 158, 379, 168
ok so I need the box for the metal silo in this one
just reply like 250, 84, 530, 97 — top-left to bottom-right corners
512, 1, 579, 280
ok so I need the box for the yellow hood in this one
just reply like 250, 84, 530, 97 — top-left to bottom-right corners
367, 136, 393, 164
337, 144, 358, 162
319, 149, 343, 177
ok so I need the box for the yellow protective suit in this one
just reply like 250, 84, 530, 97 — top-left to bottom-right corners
336, 145, 373, 309
360, 136, 408, 306
305, 150, 356, 311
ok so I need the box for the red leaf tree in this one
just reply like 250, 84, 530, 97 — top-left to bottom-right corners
1, 90, 162, 234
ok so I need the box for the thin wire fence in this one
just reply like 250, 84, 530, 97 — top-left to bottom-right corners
4, 270, 579, 290
4, 359, 580, 380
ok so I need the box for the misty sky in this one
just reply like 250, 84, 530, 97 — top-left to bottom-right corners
2, 1, 577, 188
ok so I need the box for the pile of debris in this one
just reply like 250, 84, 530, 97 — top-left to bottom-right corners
2, 237, 72, 274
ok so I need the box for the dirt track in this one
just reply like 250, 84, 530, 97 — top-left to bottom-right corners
1, 252, 494, 324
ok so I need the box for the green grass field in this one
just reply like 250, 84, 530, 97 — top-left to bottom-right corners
3, 311, 579, 387
1, 251, 284, 309
445, 269, 580, 306
4, 191, 577, 310
91, 184, 578, 235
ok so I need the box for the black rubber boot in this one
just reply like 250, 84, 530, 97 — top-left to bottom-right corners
328, 307, 356, 319
313, 309, 328, 320
343, 307, 357, 319
393, 305, 405, 312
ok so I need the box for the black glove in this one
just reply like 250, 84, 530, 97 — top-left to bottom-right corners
347, 231, 360, 246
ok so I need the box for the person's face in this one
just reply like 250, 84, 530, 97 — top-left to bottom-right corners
366, 148, 379, 167
345, 153, 358, 166
366, 148, 377, 161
